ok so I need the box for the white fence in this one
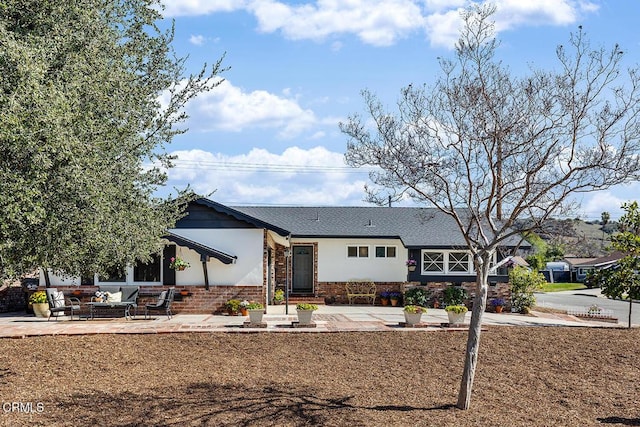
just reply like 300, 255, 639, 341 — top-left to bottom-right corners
567, 307, 615, 319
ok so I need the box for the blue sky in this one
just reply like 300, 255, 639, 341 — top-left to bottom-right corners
157, 0, 640, 220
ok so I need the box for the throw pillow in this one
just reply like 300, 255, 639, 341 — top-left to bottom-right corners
157, 291, 167, 304
107, 291, 122, 303
53, 291, 65, 308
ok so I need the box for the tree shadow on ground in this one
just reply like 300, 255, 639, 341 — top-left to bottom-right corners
49, 382, 453, 426
598, 417, 640, 426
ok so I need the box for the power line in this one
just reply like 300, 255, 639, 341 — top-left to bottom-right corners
166, 159, 376, 174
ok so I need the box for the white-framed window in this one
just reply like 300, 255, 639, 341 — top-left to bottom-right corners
421, 250, 472, 274
347, 245, 369, 258
449, 251, 471, 272
423, 252, 445, 272
375, 246, 397, 258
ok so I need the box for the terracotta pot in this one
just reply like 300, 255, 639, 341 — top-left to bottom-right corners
240, 308, 248, 316
180, 290, 189, 296
390, 299, 399, 306
380, 298, 389, 306
177, 266, 186, 271
494, 305, 503, 313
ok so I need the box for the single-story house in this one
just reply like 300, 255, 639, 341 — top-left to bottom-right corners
565, 252, 626, 282
41, 198, 529, 313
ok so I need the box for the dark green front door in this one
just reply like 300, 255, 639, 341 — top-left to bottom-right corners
292, 245, 313, 293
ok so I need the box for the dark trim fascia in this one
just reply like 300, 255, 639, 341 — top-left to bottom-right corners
193, 198, 290, 237
165, 231, 237, 265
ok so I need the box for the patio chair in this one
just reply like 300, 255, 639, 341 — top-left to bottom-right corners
144, 288, 175, 319
45, 288, 81, 321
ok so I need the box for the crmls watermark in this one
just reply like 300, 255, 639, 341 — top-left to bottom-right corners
2, 402, 45, 414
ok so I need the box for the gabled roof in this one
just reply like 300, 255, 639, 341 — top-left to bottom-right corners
232, 205, 527, 248
188, 198, 290, 237
572, 251, 626, 268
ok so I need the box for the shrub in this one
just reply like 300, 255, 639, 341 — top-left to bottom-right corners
509, 266, 545, 313
225, 299, 241, 312
404, 287, 429, 307
273, 289, 284, 302
296, 303, 318, 311
443, 285, 467, 305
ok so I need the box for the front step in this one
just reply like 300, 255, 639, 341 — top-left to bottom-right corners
284, 295, 325, 305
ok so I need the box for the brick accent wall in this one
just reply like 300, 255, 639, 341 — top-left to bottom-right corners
317, 280, 511, 309
420, 281, 511, 310
0, 285, 27, 313
46, 285, 266, 315
317, 281, 405, 304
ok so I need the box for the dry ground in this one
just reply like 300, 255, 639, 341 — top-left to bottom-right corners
0, 327, 639, 426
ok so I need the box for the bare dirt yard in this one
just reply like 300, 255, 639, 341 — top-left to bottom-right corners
1, 327, 639, 426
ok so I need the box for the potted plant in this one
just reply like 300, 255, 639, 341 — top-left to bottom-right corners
491, 298, 505, 313
406, 259, 417, 272
445, 305, 468, 325
225, 299, 241, 316
379, 291, 390, 306
29, 291, 49, 318
389, 292, 402, 306
246, 302, 265, 323
273, 289, 284, 304
296, 303, 318, 325
403, 305, 427, 325
239, 300, 250, 316
404, 287, 429, 307
169, 256, 190, 271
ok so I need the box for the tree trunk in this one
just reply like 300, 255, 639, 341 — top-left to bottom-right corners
456, 260, 490, 409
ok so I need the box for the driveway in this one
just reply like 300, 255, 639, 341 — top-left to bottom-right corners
535, 288, 639, 327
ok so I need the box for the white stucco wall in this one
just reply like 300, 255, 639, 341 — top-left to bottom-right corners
40, 228, 265, 288
301, 238, 408, 282
169, 228, 264, 286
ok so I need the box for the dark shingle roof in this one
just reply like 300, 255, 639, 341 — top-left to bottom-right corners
232, 206, 526, 248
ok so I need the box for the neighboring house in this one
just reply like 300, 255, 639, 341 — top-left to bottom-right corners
41, 198, 529, 313
565, 252, 626, 282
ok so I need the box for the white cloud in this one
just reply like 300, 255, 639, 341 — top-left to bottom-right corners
249, 0, 426, 47
189, 34, 206, 45
579, 185, 639, 220
182, 80, 340, 139
162, 146, 371, 205
163, 1, 598, 49
161, 0, 248, 17
492, 0, 593, 30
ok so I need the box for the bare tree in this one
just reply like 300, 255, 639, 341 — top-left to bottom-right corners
341, 5, 640, 410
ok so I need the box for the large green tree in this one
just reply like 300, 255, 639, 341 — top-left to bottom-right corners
594, 201, 640, 328
0, 0, 225, 279
342, 5, 640, 409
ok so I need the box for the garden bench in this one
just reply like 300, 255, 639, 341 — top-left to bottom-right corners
345, 281, 376, 305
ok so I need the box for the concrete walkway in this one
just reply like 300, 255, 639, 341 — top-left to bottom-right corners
0, 304, 622, 339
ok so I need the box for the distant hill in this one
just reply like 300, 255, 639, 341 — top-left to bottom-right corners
515, 218, 618, 257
